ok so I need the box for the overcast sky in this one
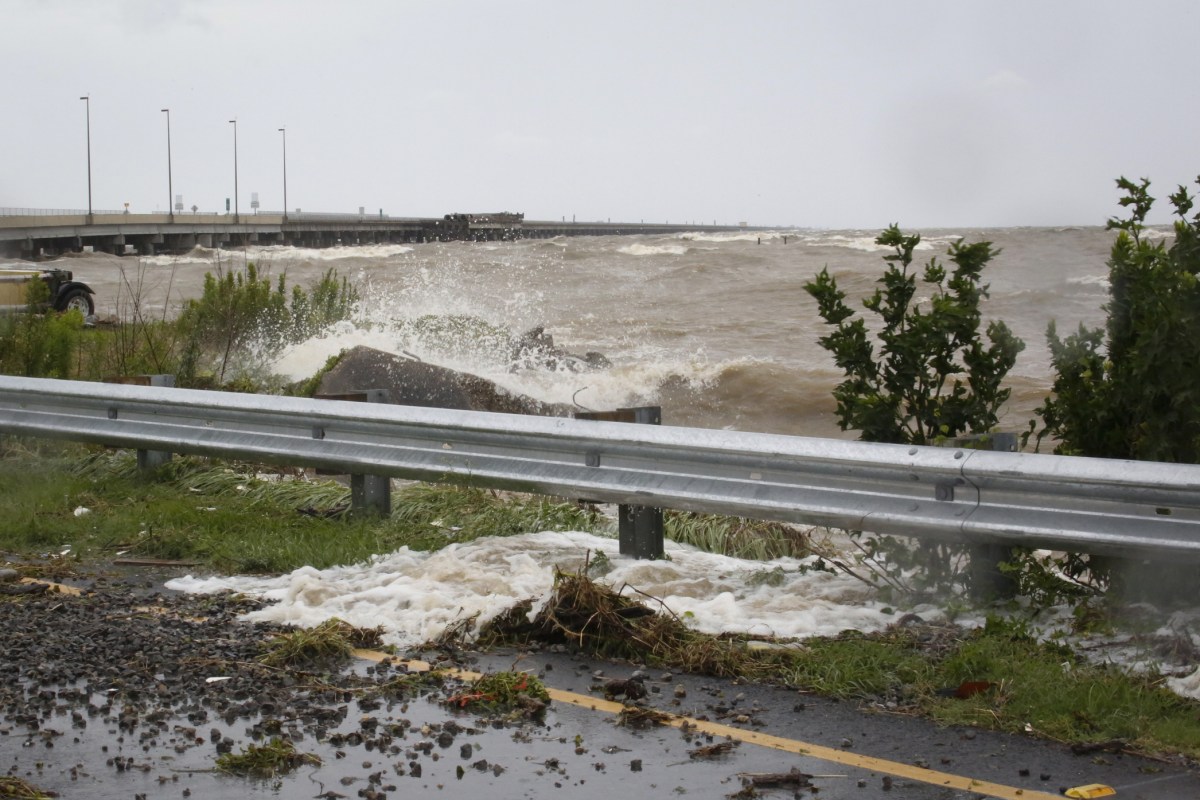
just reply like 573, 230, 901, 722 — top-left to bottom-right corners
2, 0, 1196, 228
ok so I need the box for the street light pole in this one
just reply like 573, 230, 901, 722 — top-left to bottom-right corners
79, 95, 92, 221
161, 108, 173, 220
229, 118, 239, 221
278, 127, 288, 223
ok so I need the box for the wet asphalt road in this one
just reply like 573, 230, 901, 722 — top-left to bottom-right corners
3, 568, 1199, 800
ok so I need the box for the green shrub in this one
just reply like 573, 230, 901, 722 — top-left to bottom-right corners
805, 225, 1025, 597
0, 279, 83, 378
805, 225, 1024, 444
1032, 176, 1200, 462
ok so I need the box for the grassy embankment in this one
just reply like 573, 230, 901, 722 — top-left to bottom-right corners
3, 441, 1200, 762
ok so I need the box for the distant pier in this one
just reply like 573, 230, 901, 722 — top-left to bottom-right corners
0, 209, 758, 259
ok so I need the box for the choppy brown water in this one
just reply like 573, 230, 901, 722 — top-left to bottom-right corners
21, 225, 1138, 440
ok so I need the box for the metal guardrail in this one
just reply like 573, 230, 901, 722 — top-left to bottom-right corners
1, 375, 1199, 560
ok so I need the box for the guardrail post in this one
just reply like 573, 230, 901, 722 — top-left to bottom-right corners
315, 390, 392, 516
103, 375, 175, 471
576, 406, 664, 559
946, 432, 1019, 600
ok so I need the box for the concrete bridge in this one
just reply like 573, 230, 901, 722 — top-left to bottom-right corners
0, 209, 756, 259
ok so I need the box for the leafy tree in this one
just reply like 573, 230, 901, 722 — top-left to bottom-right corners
805, 225, 1025, 444
1032, 177, 1200, 462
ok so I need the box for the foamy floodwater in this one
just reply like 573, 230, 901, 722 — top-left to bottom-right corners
166, 531, 925, 648
167, 528, 1200, 701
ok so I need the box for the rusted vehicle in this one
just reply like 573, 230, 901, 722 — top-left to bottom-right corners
0, 267, 95, 316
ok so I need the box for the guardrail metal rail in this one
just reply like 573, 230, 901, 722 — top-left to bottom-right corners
1, 375, 1199, 564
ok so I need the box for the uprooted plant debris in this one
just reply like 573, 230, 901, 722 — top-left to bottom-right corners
728, 767, 814, 798
615, 705, 672, 729
0, 775, 55, 799
214, 736, 321, 778
479, 568, 798, 679
688, 740, 740, 759
259, 617, 385, 668
444, 670, 550, 719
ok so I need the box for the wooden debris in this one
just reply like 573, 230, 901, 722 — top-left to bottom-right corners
616, 705, 672, 729
688, 740, 739, 759
737, 766, 813, 789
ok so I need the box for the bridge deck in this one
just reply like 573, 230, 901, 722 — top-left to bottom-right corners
0, 211, 760, 258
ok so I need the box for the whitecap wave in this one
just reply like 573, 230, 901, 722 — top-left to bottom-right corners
1066, 274, 1109, 287
138, 243, 416, 268
677, 230, 797, 244
619, 243, 689, 256
244, 243, 414, 262
804, 233, 943, 252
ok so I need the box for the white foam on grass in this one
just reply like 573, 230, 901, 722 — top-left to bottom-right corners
166, 531, 928, 650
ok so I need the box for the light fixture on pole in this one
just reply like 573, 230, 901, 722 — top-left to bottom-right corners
161, 108, 173, 220
278, 127, 288, 223
229, 118, 239, 221
79, 95, 92, 221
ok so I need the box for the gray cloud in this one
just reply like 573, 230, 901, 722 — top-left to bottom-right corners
2, 0, 1195, 227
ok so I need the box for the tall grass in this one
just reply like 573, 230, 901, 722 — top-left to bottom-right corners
665, 511, 815, 560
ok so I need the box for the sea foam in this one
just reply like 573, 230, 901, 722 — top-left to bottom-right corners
165, 531, 921, 649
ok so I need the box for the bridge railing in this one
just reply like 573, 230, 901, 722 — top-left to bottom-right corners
1, 375, 1198, 563
0, 207, 126, 217
0, 208, 427, 223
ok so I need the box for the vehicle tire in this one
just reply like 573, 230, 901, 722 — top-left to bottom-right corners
57, 288, 94, 316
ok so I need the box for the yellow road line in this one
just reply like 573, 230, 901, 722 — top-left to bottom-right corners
353, 650, 1061, 800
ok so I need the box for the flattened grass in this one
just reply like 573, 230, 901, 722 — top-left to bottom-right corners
925, 623, 1200, 756
665, 511, 815, 560
0, 445, 608, 574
